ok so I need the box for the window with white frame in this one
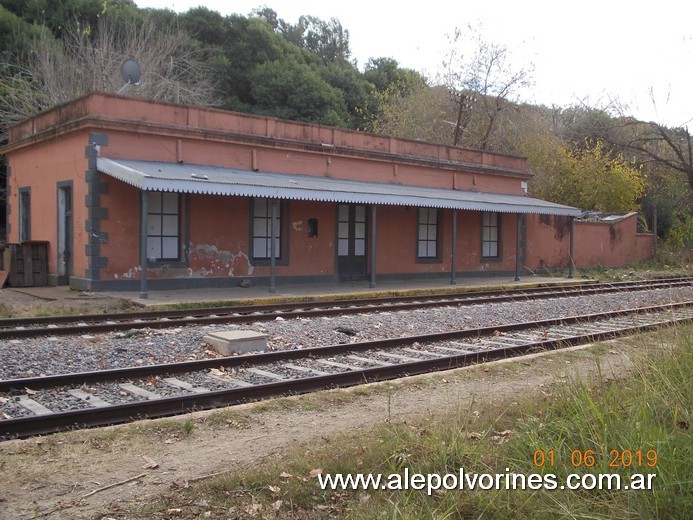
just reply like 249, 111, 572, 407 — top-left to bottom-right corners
481, 212, 500, 258
252, 197, 281, 259
417, 208, 439, 259
146, 191, 180, 261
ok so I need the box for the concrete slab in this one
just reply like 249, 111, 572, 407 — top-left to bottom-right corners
2, 275, 591, 310
100, 275, 586, 307
17, 396, 53, 415
203, 330, 268, 355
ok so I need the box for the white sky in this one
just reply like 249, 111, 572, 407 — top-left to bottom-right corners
135, 0, 693, 128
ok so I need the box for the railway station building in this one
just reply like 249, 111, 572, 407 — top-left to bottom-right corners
1, 93, 652, 296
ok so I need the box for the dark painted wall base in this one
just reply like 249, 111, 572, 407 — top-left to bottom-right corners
68, 269, 545, 292
70, 274, 341, 292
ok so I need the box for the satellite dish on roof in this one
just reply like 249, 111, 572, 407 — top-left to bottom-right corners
120, 59, 141, 86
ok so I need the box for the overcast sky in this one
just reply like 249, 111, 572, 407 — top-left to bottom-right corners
135, 0, 692, 128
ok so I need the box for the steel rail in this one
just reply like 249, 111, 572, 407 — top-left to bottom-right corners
1, 302, 690, 439
1, 277, 690, 340
2, 277, 688, 327
1, 300, 690, 392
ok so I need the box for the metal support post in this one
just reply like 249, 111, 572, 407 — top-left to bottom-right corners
369, 205, 377, 289
269, 199, 278, 293
451, 209, 457, 285
569, 216, 575, 279
514, 213, 521, 282
139, 190, 148, 299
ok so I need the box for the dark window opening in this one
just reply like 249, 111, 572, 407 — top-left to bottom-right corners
417, 208, 439, 259
308, 218, 318, 238
146, 191, 180, 261
482, 212, 500, 258
19, 188, 31, 242
252, 197, 282, 259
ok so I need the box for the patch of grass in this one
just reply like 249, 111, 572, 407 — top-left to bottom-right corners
574, 259, 692, 282
119, 325, 691, 519
504, 326, 692, 518
202, 409, 253, 429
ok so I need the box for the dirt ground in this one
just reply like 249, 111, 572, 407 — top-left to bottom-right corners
0, 287, 137, 317
0, 335, 644, 520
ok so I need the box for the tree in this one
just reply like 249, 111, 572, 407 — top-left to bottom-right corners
526, 139, 646, 212
0, 0, 139, 38
249, 57, 349, 126
0, 5, 40, 57
616, 119, 693, 194
638, 160, 693, 239
360, 58, 427, 132
370, 82, 454, 143
442, 23, 533, 150
320, 62, 373, 129
0, 12, 217, 142
552, 104, 621, 149
278, 15, 352, 66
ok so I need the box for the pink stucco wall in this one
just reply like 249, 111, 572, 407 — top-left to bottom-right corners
526, 213, 653, 270
2, 93, 653, 288
7, 93, 530, 196
5, 130, 91, 278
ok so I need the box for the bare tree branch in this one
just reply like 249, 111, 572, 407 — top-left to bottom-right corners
442, 23, 533, 150
0, 14, 218, 143
612, 118, 693, 192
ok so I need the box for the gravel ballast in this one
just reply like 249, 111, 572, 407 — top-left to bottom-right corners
0, 287, 690, 381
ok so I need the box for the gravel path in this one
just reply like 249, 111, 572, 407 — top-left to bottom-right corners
1, 287, 690, 380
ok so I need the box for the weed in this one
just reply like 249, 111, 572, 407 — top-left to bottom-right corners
181, 417, 195, 436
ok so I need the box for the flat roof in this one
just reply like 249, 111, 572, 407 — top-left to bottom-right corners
97, 157, 581, 217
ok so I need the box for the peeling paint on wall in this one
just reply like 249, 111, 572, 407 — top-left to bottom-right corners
113, 245, 255, 280
189, 243, 254, 277
188, 267, 214, 277
114, 265, 141, 279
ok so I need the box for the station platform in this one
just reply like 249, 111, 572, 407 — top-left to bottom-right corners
3, 275, 585, 308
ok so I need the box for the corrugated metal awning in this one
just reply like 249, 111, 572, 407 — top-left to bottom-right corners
97, 157, 581, 216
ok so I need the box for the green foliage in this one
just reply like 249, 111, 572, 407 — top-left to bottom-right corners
527, 139, 647, 212
278, 15, 352, 66
639, 164, 693, 238
363, 57, 424, 95
321, 62, 374, 129
178, 6, 228, 47
0, 0, 139, 37
250, 57, 349, 126
0, 2, 419, 135
665, 212, 693, 248
0, 5, 36, 56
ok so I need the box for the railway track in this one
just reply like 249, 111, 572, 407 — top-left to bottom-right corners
1, 277, 690, 340
2, 301, 691, 440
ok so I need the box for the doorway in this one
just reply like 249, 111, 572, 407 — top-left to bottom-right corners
57, 183, 73, 285
337, 204, 367, 280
